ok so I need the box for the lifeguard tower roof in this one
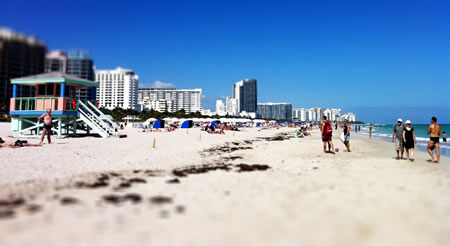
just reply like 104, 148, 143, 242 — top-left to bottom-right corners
11, 72, 98, 87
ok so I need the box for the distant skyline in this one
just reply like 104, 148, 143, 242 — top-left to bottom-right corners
2, 0, 449, 123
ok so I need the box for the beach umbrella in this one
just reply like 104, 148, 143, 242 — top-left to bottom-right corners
153, 120, 165, 128
181, 120, 194, 129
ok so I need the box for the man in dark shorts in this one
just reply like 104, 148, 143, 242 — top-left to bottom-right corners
39, 108, 52, 144
321, 116, 335, 154
427, 116, 441, 163
392, 118, 404, 160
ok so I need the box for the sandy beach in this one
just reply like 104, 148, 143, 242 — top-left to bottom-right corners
0, 122, 449, 246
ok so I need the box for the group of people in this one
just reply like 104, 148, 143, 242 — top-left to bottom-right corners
321, 116, 352, 154
392, 118, 417, 161
296, 127, 311, 137
392, 117, 443, 163
319, 115, 444, 164
204, 124, 225, 134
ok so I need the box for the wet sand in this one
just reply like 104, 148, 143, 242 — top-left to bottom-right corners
0, 123, 449, 246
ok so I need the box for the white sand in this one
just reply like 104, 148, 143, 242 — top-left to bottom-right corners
0, 122, 449, 246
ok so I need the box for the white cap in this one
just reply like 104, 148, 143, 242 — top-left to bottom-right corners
405, 120, 411, 124
397, 118, 403, 122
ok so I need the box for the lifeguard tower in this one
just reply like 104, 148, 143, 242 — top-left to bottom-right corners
9, 72, 119, 138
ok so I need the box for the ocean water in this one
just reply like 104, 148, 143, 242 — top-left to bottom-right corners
356, 124, 450, 157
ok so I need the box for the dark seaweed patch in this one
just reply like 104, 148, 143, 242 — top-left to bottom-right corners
128, 178, 146, 184
172, 164, 231, 177
0, 210, 15, 219
124, 193, 142, 204
235, 164, 270, 172
60, 197, 79, 205
175, 205, 185, 214
26, 204, 42, 213
150, 196, 173, 205
0, 198, 25, 208
166, 178, 180, 184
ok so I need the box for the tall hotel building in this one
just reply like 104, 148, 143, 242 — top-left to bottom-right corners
45, 50, 96, 100
233, 79, 257, 114
257, 103, 292, 121
0, 28, 46, 111
292, 108, 306, 121
137, 88, 202, 113
95, 67, 139, 110
66, 50, 95, 100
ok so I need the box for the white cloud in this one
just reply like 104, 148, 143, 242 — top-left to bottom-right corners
150, 80, 176, 88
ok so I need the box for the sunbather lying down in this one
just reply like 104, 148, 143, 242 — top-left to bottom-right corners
0, 140, 41, 148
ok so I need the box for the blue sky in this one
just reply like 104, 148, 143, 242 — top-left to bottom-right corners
2, 0, 449, 123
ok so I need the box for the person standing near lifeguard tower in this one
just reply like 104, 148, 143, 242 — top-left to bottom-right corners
39, 108, 52, 144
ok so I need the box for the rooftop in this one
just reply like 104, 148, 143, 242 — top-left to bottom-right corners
11, 72, 98, 87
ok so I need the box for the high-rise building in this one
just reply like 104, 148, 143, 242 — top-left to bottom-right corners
225, 96, 239, 116
0, 28, 46, 111
331, 108, 342, 121
216, 100, 226, 116
137, 88, 202, 113
313, 107, 324, 122
66, 50, 95, 100
324, 108, 332, 121
45, 51, 67, 73
233, 79, 257, 113
305, 108, 316, 122
292, 108, 306, 121
341, 112, 356, 122
96, 67, 139, 110
257, 103, 292, 121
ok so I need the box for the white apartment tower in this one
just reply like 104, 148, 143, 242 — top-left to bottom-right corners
225, 96, 239, 116
292, 108, 306, 121
216, 100, 226, 116
137, 88, 202, 113
95, 67, 139, 110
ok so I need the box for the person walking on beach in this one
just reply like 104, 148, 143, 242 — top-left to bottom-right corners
39, 108, 52, 145
427, 116, 441, 163
369, 123, 373, 138
343, 119, 351, 152
321, 116, 335, 154
392, 119, 404, 160
443, 132, 447, 143
403, 120, 416, 162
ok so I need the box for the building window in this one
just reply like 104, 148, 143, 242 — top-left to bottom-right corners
37, 84, 55, 96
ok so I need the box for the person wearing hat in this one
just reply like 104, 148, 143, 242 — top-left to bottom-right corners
403, 120, 417, 161
392, 118, 405, 160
